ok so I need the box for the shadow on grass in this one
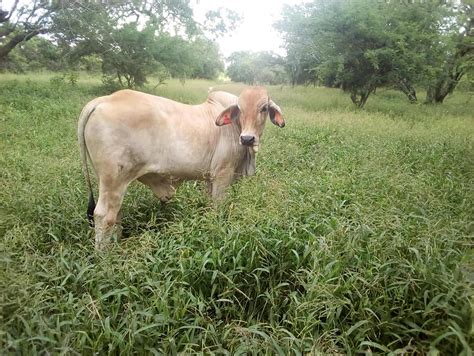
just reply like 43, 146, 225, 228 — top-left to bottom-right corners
119, 182, 213, 239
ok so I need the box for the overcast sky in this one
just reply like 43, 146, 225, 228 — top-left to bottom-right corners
193, 0, 306, 58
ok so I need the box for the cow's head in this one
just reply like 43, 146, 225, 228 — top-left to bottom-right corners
215, 87, 285, 153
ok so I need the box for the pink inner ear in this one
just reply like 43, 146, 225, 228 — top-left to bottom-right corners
222, 114, 232, 125
276, 112, 284, 125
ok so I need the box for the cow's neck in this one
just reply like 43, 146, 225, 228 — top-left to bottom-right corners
214, 122, 254, 177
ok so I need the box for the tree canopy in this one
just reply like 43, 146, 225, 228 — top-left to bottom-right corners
1, 0, 472, 103
276, 0, 473, 106
226, 51, 287, 85
0, 0, 235, 87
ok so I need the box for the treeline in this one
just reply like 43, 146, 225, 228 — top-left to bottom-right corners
0, 1, 237, 87
275, 0, 473, 106
1, 0, 472, 106
2, 35, 223, 85
226, 0, 473, 106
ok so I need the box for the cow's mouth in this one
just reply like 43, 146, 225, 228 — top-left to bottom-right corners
241, 142, 259, 153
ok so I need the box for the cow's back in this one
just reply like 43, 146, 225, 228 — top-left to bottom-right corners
84, 90, 222, 180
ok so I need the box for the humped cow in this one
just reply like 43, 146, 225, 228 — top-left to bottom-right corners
78, 87, 285, 249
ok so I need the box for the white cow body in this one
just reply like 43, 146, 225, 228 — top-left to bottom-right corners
78, 87, 284, 249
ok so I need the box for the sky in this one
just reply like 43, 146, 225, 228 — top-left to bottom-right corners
192, 0, 306, 58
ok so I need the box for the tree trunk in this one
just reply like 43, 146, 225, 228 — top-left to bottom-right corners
359, 89, 371, 108
397, 78, 417, 103
425, 69, 465, 104
425, 27, 472, 104
350, 92, 360, 106
117, 73, 124, 87
126, 75, 133, 88
291, 62, 299, 87
425, 86, 435, 104
350, 85, 375, 108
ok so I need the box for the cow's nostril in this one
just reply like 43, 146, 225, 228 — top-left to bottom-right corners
240, 135, 255, 146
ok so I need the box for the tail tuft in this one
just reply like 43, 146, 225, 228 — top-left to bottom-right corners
87, 192, 96, 227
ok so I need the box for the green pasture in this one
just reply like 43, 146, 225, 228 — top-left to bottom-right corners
1, 73, 473, 354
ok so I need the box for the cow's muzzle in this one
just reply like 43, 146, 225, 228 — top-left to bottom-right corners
240, 135, 255, 146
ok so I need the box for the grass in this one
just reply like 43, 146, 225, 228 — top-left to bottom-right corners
1, 72, 473, 354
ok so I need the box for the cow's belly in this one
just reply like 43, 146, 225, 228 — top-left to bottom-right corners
143, 155, 212, 181
138, 128, 213, 180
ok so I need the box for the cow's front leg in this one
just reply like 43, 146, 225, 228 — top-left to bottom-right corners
210, 168, 235, 202
94, 179, 128, 250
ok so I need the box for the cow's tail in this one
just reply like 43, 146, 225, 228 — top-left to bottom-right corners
77, 102, 98, 227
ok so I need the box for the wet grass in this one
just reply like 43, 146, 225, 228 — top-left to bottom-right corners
1, 73, 473, 354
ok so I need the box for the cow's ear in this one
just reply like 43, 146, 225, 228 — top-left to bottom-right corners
216, 105, 240, 126
268, 100, 285, 128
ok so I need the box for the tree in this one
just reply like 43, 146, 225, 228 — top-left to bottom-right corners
1, 1, 235, 86
278, 0, 393, 106
0, 0, 52, 60
49, 1, 198, 87
0, 1, 195, 61
425, 1, 473, 103
226, 51, 257, 84
276, 0, 472, 107
100, 24, 161, 88
227, 51, 287, 85
188, 38, 224, 79
275, 4, 322, 87
0, 36, 62, 72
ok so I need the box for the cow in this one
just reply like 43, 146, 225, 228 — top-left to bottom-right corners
78, 87, 285, 249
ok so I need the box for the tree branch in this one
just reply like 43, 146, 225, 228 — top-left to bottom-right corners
0, 0, 19, 23
0, 28, 47, 59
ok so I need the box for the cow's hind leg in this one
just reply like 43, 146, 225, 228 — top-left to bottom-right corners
94, 177, 129, 250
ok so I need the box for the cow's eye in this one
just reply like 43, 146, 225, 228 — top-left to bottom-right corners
260, 106, 268, 113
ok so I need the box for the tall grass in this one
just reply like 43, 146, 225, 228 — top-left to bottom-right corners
1, 73, 473, 354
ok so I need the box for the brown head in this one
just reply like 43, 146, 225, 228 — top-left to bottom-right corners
215, 87, 285, 153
